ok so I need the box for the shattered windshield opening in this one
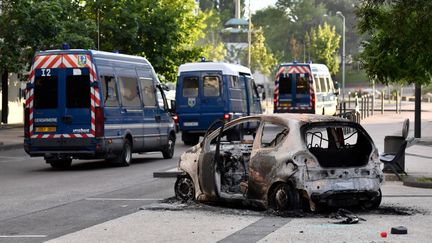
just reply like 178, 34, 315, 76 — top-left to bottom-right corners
303, 123, 372, 168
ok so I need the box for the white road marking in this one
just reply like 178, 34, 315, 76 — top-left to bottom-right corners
85, 198, 163, 201
0, 235, 47, 238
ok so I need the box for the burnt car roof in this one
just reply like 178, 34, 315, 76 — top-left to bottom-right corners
244, 113, 349, 126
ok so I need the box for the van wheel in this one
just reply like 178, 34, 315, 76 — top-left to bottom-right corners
268, 183, 299, 211
162, 134, 175, 159
48, 159, 72, 170
182, 133, 199, 146
115, 139, 132, 166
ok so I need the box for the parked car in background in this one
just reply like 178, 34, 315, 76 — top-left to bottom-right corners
174, 114, 383, 211
175, 62, 262, 145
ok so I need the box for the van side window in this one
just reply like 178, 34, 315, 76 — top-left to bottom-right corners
99, 66, 119, 107
326, 77, 334, 91
183, 76, 199, 97
117, 68, 141, 107
34, 75, 58, 109
319, 77, 327, 92
230, 76, 239, 88
66, 73, 90, 108
137, 69, 156, 107
203, 76, 220, 97
314, 75, 321, 93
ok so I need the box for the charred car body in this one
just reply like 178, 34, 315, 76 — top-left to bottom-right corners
174, 114, 383, 211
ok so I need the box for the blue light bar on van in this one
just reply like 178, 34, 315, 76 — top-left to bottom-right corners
62, 43, 70, 50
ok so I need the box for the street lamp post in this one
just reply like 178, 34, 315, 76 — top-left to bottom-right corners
336, 11, 346, 102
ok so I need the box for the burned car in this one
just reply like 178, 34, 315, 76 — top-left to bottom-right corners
174, 114, 383, 211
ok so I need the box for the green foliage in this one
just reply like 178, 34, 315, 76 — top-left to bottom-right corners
356, 0, 432, 86
0, 0, 95, 73
198, 10, 227, 61
308, 22, 341, 75
253, 0, 328, 62
239, 27, 277, 76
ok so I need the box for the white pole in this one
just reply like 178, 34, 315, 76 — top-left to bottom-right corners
248, 0, 251, 68
337, 11, 346, 102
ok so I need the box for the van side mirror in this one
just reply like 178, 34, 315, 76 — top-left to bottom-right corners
170, 100, 176, 112
334, 82, 340, 89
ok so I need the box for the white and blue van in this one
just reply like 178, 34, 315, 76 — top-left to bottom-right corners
274, 62, 339, 115
175, 62, 262, 145
24, 49, 176, 168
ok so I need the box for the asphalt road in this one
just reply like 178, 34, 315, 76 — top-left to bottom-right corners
0, 142, 190, 243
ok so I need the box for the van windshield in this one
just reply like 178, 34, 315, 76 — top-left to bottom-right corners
66, 74, 90, 108
34, 76, 58, 109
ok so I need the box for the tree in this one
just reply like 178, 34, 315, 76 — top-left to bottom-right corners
356, 0, 432, 137
84, 0, 206, 82
308, 22, 341, 75
0, 0, 94, 123
198, 10, 227, 61
240, 27, 277, 76
253, 0, 327, 62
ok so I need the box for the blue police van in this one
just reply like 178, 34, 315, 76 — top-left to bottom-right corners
175, 62, 262, 145
24, 49, 176, 168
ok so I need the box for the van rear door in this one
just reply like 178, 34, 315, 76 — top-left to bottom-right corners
32, 54, 93, 140
62, 68, 92, 135
33, 65, 92, 137
277, 65, 312, 112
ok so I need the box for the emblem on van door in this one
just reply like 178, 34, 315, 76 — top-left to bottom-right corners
77, 55, 87, 66
188, 98, 196, 107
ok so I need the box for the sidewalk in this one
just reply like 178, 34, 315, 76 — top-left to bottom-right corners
0, 124, 24, 151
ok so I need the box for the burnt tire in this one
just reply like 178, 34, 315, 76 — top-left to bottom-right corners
269, 183, 299, 211
48, 159, 72, 170
162, 133, 175, 159
115, 139, 132, 166
362, 189, 382, 210
174, 175, 195, 202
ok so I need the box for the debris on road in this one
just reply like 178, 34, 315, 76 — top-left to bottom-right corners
391, 226, 408, 234
330, 208, 366, 224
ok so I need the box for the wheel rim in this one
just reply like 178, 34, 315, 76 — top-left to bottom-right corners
275, 187, 289, 209
168, 137, 174, 153
176, 177, 194, 201
125, 142, 131, 163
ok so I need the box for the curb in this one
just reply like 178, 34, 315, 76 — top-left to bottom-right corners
403, 176, 432, 189
0, 143, 23, 151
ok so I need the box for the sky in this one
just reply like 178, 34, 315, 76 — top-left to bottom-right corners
250, 0, 277, 13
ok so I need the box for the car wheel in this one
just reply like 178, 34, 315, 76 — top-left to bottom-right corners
48, 158, 72, 170
362, 189, 382, 210
269, 183, 299, 211
162, 133, 175, 159
174, 175, 195, 202
115, 139, 132, 166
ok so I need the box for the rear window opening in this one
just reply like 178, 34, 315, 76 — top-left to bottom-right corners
66, 74, 90, 108
304, 124, 372, 168
34, 76, 58, 109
